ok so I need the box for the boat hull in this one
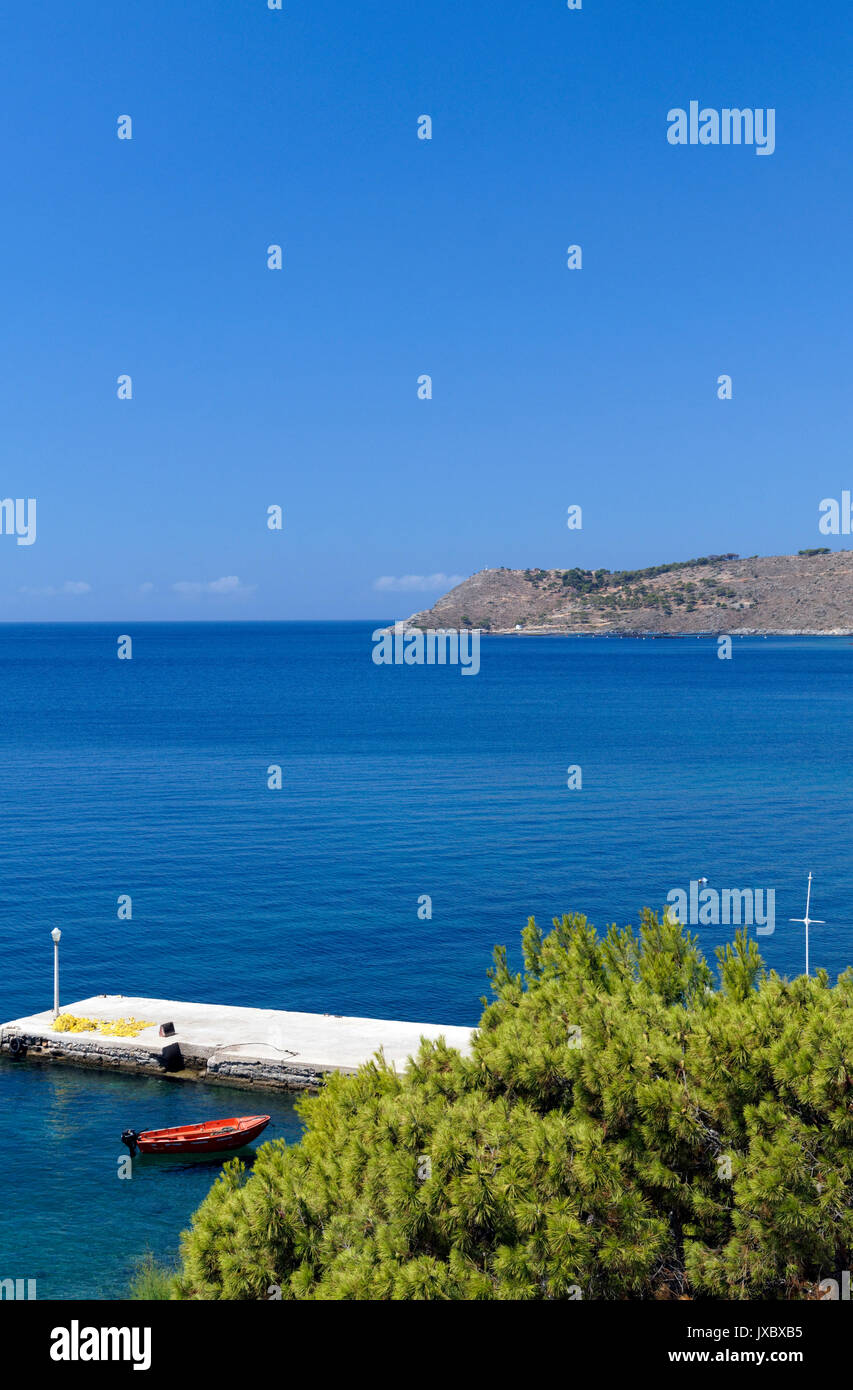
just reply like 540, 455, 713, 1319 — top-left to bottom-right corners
130, 1115, 271, 1155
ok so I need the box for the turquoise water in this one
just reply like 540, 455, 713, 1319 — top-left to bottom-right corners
1, 623, 852, 1298
0, 1059, 303, 1300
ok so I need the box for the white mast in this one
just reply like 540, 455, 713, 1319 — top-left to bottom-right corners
789, 872, 824, 978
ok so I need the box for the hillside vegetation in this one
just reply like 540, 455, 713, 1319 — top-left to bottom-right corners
142, 912, 853, 1301
402, 550, 853, 634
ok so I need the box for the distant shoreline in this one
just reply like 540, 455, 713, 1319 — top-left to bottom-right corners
396, 622, 853, 638
402, 553, 853, 638
476, 628, 853, 638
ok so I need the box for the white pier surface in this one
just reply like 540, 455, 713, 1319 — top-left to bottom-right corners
0, 995, 476, 1084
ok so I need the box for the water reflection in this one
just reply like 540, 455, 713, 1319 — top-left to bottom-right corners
0, 1059, 303, 1300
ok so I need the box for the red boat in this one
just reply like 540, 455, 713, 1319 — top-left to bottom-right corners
121, 1115, 270, 1156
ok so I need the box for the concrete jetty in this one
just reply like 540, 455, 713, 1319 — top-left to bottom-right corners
0, 995, 476, 1092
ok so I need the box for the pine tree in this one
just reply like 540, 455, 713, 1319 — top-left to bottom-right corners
145, 910, 853, 1300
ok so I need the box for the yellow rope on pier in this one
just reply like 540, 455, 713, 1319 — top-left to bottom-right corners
53, 1014, 154, 1038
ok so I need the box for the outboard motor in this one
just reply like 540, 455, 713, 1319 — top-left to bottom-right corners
121, 1129, 140, 1156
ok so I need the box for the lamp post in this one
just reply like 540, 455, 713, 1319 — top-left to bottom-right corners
51, 928, 61, 1019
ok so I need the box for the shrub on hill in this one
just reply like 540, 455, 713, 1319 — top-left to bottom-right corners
146, 911, 853, 1300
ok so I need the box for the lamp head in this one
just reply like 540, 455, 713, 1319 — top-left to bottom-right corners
51, 928, 61, 944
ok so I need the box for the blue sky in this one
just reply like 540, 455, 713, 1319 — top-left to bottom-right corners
0, 0, 850, 619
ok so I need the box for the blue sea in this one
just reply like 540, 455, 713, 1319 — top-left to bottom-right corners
1, 623, 851, 1298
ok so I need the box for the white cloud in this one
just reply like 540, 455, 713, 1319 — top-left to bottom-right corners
138, 582, 155, 595
19, 581, 92, 597
172, 575, 256, 598
373, 573, 465, 593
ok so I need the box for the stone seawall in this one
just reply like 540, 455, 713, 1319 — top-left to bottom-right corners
206, 1055, 335, 1090
0, 994, 475, 1095
2, 1029, 184, 1076
1, 1032, 337, 1091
